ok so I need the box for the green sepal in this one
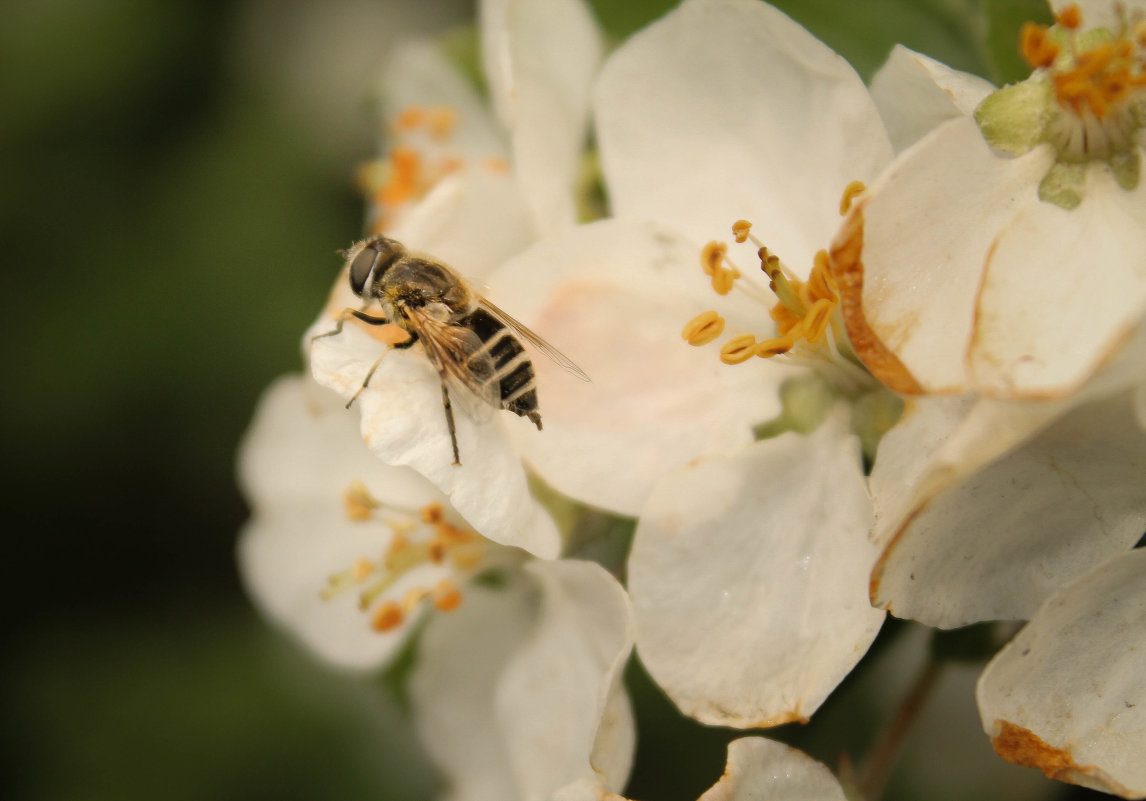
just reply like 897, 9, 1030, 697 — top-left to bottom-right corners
1038, 159, 1086, 209
975, 79, 1053, 155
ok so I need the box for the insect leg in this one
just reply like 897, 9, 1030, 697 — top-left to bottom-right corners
439, 380, 462, 466
312, 307, 390, 342
345, 331, 418, 409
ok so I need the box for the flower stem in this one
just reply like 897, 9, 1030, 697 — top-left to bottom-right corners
857, 653, 945, 800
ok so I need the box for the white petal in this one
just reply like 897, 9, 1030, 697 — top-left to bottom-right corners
628, 414, 883, 727
871, 391, 1146, 627
841, 117, 1055, 393
977, 549, 1146, 798
410, 577, 535, 801
484, 218, 792, 516
379, 40, 508, 161
237, 375, 450, 669
969, 165, 1146, 399
410, 561, 635, 801
386, 167, 536, 284
595, 0, 892, 261
496, 560, 636, 799
481, 0, 602, 232
698, 738, 847, 801
869, 44, 995, 153
308, 319, 561, 558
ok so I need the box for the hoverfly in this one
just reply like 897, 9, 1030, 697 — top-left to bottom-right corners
314, 235, 588, 466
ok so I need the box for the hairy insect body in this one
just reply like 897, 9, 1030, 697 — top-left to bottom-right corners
324, 235, 581, 465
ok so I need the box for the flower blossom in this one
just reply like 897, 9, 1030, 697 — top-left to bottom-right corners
307, 0, 603, 557
477, 0, 990, 728
824, 1, 1146, 792
237, 376, 636, 800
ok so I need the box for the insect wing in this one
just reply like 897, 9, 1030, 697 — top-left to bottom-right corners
404, 306, 501, 416
477, 298, 590, 382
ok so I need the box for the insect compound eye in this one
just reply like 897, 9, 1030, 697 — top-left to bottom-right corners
348, 244, 381, 296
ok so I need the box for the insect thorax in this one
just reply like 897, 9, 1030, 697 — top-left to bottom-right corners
383, 257, 472, 314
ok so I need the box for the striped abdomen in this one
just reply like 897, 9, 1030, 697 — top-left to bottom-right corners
463, 307, 542, 429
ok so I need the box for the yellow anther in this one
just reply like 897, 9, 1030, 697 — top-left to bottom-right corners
421, 503, 445, 524
720, 334, 758, 364
711, 266, 739, 295
682, 310, 726, 345
370, 601, 404, 632
432, 580, 463, 611
755, 336, 795, 358
807, 250, 838, 304
351, 558, 375, 582
395, 105, 427, 131
427, 106, 458, 139
1056, 3, 1081, 30
1021, 22, 1060, 69
802, 298, 836, 343
839, 180, 867, 215
770, 303, 800, 337
701, 242, 727, 276
731, 220, 752, 243
343, 480, 380, 521
378, 146, 422, 206
366, 322, 413, 345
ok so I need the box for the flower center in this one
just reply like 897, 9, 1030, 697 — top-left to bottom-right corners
357, 104, 509, 235
1021, 5, 1146, 161
322, 480, 486, 633
681, 184, 876, 396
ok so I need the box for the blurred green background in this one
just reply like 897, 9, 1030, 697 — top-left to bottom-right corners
2, 0, 1104, 799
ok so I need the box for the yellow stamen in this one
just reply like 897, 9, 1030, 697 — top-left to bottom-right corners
755, 335, 795, 357
701, 242, 727, 275
343, 480, 380, 521
720, 334, 758, 364
1021, 21, 1061, 69
378, 146, 422, 206
1056, 3, 1081, 30
421, 503, 445, 524
432, 580, 463, 611
395, 105, 427, 131
839, 180, 867, 215
682, 310, 726, 346
370, 601, 404, 632
427, 106, 458, 139
731, 220, 752, 243
802, 298, 836, 344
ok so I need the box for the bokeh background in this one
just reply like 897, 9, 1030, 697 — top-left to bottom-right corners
2, 0, 1107, 799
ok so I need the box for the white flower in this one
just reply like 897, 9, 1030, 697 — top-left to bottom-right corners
308, 0, 603, 556
824, 0, 1146, 630
237, 377, 636, 799
695, 738, 850, 801
238, 375, 517, 668
411, 559, 635, 801
480, 0, 994, 727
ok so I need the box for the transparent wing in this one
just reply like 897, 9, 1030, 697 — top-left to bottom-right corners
404, 306, 500, 417
477, 297, 590, 382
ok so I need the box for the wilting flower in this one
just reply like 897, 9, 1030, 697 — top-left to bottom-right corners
237, 376, 636, 799
308, 0, 602, 555
478, 0, 998, 727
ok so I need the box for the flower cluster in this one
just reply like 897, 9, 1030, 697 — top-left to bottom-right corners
238, 0, 1146, 799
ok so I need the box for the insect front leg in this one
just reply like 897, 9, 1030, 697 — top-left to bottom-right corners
312, 307, 390, 342
346, 332, 418, 410
439, 380, 462, 466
